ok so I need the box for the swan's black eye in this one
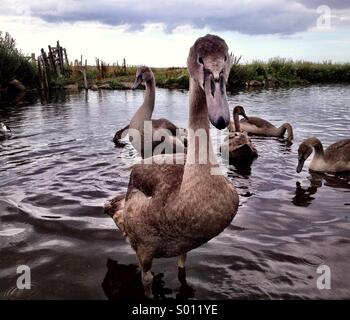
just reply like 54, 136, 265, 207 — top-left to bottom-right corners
198, 57, 204, 65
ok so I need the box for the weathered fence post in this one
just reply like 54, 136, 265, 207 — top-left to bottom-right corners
37, 57, 44, 90
82, 58, 88, 90
63, 48, 69, 65
48, 45, 59, 76
123, 58, 126, 73
96, 58, 101, 78
57, 41, 64, 74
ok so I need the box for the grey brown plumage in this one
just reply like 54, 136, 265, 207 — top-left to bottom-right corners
239, 116, 294, 142
112, 66, 186, 156
105, 34, 239, 298
297, 137, 350, 173
221, 106, 258, 163
324, 139, 350, 162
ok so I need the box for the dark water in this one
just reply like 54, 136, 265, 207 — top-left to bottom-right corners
0, 85, 349, 299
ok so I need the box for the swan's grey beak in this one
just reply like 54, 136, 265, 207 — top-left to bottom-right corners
296, 158, 305, 173
204, 78, 230, 130
132, 77, 142, 90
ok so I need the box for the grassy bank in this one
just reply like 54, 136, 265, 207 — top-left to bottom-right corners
52, 58, 350, 91
228, 58, 350, 89
50, 65, 189, 90
0, 32, 37, 88
2, 31, 348, 92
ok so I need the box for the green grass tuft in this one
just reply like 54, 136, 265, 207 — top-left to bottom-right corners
0, 31, 37, 88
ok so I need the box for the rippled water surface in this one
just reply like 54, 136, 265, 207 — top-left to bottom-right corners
1, 85, 349, 299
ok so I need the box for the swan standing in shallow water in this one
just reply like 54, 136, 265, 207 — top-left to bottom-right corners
112, 66, 186, 157
0, 122, 12, 139
236, 114, 294, 142
105, 35, 239, 298
297, 137, 350, 173
221, 106, 258, 163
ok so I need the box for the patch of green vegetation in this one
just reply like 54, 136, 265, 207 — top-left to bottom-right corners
108, 80, 125, 90
154, 68, 189, 89
295, 61, 350, 83
41, 58, 350, 92
0, 31, 37, 87
86, 68, 99, 80
50, 75, 78, 89
227, 58, 350, 90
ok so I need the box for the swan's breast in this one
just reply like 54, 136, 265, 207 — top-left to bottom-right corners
309, 158, 327, 172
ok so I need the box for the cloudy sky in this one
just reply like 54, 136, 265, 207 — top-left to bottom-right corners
1, 0, 349, 66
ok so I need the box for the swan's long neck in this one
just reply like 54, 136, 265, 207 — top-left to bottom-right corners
278, 123, 293, 141
130, 78, 155, 128
188, 78, 208, 132
233, 111, 240, 132
143, 78, 156, 117
184, 78, 218, 173
311, 139, 324, 160
178, 78, 236, 225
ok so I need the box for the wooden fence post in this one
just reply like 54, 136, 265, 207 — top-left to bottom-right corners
64, 48, 69, 65
48, 45, 59, 76
37, 57, 44, 90
123, 58, 126, 73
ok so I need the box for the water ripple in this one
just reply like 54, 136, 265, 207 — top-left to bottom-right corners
0, 85, 349, 299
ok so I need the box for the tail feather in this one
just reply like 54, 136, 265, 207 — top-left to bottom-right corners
104, 194, 126, 235
112, 124, 129, 146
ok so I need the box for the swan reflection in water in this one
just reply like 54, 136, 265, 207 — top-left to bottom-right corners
102, 259, 194, 300
293, 172, 350, 207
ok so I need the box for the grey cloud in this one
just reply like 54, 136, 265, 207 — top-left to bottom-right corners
298, 0, 350, 9
5, 0, 350, 35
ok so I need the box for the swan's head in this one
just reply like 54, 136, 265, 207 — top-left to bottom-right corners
297, 142, 313, 173
233, 105, 249, 120
132, 66, 154, 90
187, 34, 232, 130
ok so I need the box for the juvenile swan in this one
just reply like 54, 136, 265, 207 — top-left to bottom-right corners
297, 137, 350, 173
221, 106, 258, 163
238, 115, 294, 142
112, 66, 186, 157
105, 35, 239, 298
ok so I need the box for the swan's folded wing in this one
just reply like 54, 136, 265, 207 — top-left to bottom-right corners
325, 139, 350, 162
126, 154, 185, 201
152, 118, 179, 136
241, 116, 274, 129
153, 118, 187, 147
